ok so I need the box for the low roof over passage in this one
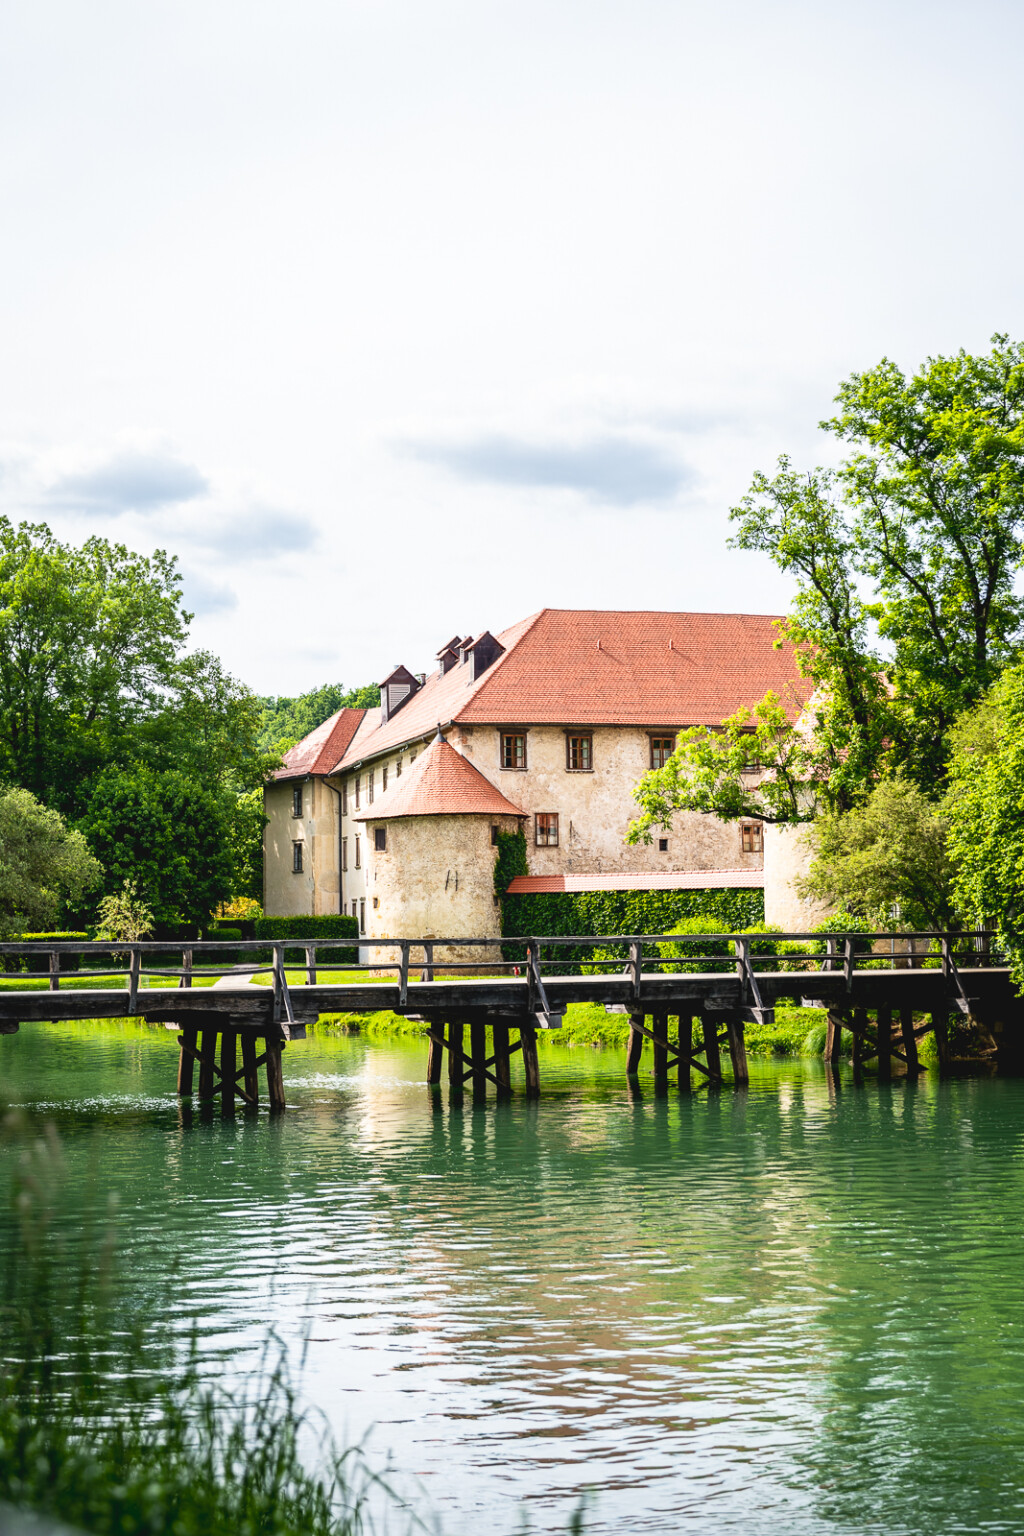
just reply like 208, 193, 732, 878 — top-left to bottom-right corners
335, 609, 808, 771
352, 735, 525, 821
506, 870, 765, 893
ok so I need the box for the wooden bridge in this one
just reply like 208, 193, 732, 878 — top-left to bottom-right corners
0, 931, 1019, 1109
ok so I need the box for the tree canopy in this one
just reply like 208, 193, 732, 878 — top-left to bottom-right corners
631, 336, 1024, 843
0, 787, 101, 934
257, 682, 380, 759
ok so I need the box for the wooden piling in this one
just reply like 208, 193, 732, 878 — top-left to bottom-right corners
521, 1024, 540, 1098
177, 1024, 197, 1096
676, 1014, 693, 1091
825, 1011, 845, 1066
448, 1020, 464, 1095
493, 1022, 512, 1096
726, 1015, 748, 1084
932, 1010, 951, 1072
198, 1026, 217, 1100
427, 1024, 444, 1085
899, 1007, 919, 1073
876, 1006, 892, 1082
852, 1008, 869, 1077
220, 1028, 237, 1112
241, 1031, 259, 1106
470, 1020, 487, 1100
702, 1015, 722, 1081
625, 1012, 644, 1074
652, 1011, 669, 1083
265, 1034, 286, 1110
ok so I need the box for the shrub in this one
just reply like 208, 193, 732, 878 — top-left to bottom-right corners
254, 914, 359, 964
16, 931, 90, 974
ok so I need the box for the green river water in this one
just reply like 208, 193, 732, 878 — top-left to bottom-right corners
3, 1020, 1024, 1535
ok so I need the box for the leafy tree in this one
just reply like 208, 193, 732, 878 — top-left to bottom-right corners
80, 766, 234, 930
257, 682, 380, 757
632, 336, 1024, 844
0, 520, 188, 815
800, 775, 956, 930
946, 664, 1024, 979
142, 651, 277, 793
95, 879, 154, 943
228, 787, 267, 903
0, 787, 101, 934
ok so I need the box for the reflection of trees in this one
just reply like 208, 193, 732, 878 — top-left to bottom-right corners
5, 1025, 1024, 1530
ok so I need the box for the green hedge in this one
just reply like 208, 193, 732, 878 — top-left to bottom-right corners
501, 888, 765, 967
5, 931, 90, 974
254, 914, 359, 965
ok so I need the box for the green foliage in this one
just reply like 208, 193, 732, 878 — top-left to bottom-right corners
81, 767, 233, 930
801, 774, 957, 929
645, 336, 1024, 837
0, 786, 101, 934
228, 786, 267, 903
0, 519, 189, 813
141, 650, 278, 794
946, 663, 1024, 983
493, 827, 528, 899
254, 914, 359, 964
502, 887, 764, 968
257, 682, 380, 757
94, 879, 154, 943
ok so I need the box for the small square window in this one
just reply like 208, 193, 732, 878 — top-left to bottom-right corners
372, 896, 379, 909
658, 838, 669, 852
292, 841, 303, 873
354, 835, 361, 869
374, 826, 387, 852
359, 898, 365, 934
291, 784, 303, 817
535, 812, 559, 847
741, 821, 763, 854
650, 736, 675, 770
566, 733, 592, 771
491, 825, 499, 846
501, 732, 527, 770
342, 837, 348, 871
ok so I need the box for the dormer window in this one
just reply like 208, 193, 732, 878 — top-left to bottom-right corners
464, 631, 505, 681
380, 664, 420, 723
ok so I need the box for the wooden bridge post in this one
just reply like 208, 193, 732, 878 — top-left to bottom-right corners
899, 1007, 919, 1073
726, 1015, 748, 1085
241, 1031, 259, 1106
177, 1024, 197, 1095
470, 1020, 488, 1100
220, 1028, 237, 1112
676, 1014, 693, 1091
824, 1011, 845, 1066
493, 1022, 512, 1097
652, 1011, 669, 1084
702, 1016, 722, 1081
852, 1008, 868, 1078
876, 1006, 892, 1082
427, 1024, 444, 1085
198, 1026, 217, 1100
448, 1020, 464, 1096
932, 1010, 951, 1073
521, 1024, 540, 1098
625, 1012, 644, 1075
265, 1035, 286, 1111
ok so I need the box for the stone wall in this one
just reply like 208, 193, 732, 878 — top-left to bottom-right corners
763, 823, 831, 931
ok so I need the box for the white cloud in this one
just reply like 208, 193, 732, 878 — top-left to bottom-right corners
47, 449, 208, 514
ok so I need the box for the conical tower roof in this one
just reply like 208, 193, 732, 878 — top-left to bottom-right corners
352, 734, 524, 821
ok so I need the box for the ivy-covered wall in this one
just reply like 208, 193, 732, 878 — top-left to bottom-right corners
501, 886, 764, 942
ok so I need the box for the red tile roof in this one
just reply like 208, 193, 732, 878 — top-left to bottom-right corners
334, 609, 807, 770
273, 707, 366, 780
506, 869, 765, 894
352, 735, 525, 820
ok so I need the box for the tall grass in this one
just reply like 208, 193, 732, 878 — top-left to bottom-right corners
0, 1110, 422, 1536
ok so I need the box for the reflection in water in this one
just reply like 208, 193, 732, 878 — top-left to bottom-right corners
2, 1023, 1024, 1534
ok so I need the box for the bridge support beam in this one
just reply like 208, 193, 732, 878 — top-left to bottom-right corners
725, 1015, 748, 1085
625, 1012, 644, 1075
175, 1019, 288, 1111
877, 1006, 892, 1082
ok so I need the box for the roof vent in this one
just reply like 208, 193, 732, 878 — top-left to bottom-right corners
464, 631, 505, 681
379, 664, 420, 724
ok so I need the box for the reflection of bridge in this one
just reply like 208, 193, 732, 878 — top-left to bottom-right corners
0, 932, 1019, 1109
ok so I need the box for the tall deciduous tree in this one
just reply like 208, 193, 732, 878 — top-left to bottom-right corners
631, 336, 1024, 842
0, 787, 101, 934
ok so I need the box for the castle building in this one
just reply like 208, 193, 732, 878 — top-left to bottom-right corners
263, 608, 817, 943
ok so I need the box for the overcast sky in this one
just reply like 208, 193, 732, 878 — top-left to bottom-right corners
2, 0, 1023, 696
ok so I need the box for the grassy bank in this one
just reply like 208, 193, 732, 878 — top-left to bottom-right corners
313, 1002, 832, 1056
